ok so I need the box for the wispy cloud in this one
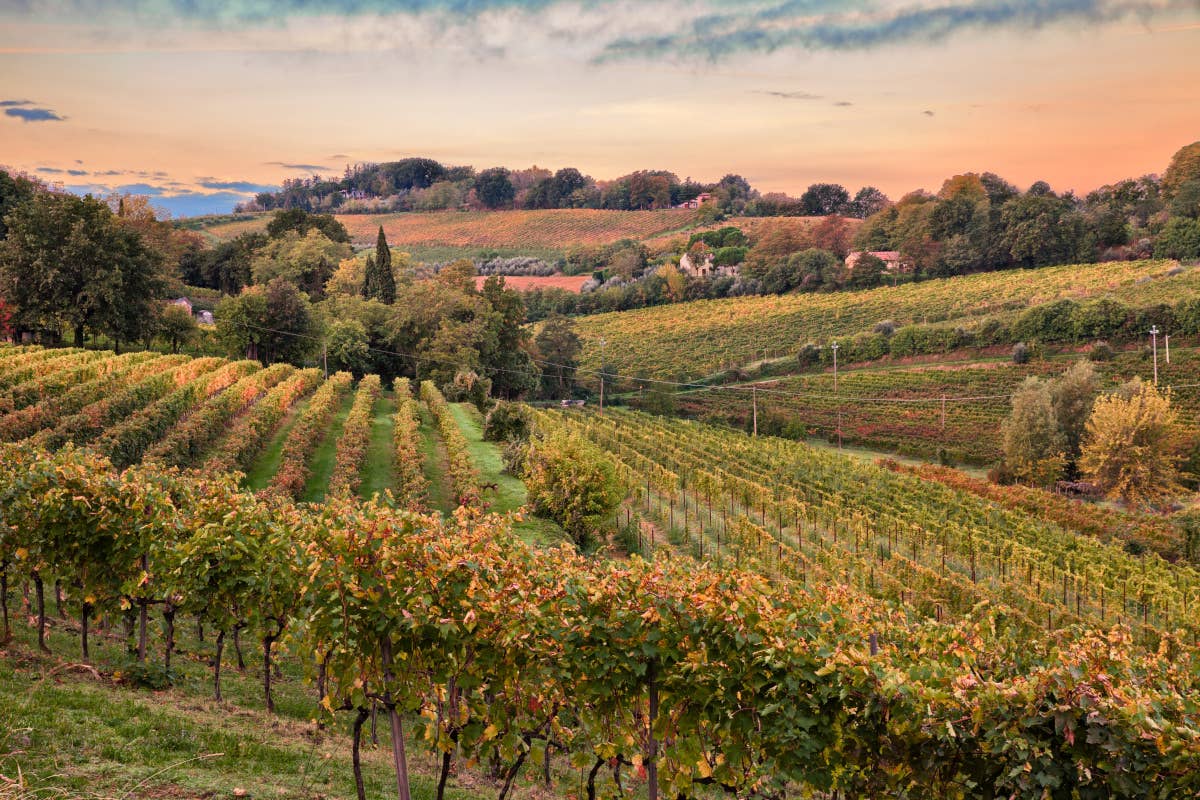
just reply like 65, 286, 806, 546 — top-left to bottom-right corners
36, 166, 64, 173
754, 90, 824, 100
923, 109, 935, 116
599, 0, 1196, 61
5, 106, 65, 122
265, 161, 329, 172
0, 99, 35, 107
198, 179, 277, 192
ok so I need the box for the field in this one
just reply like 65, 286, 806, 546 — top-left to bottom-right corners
640, 213, 859, 251
473, 274, 591, 293
574, 259, 1197, 380
675, 345, 1200, 465
4, 340, 1200, 797
0, 345, 538, 525
187, 208, 706, 251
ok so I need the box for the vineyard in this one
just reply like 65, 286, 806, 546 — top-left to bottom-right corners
534, 407, 1200, 638
575, 259, 1198, 379
676, 346, 1200, 464
190, 208, 707, 250
4, 439, 1200, 799
0, 344, 503, 515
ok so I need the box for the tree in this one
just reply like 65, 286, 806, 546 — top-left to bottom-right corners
158, 303, 199, 354
799, 183, 850, 216
251, 229, 351, 299
215, 278, 317, 365
325, 319, 371, 376
478, 276, 539, 399
534, 315, 581, 400
1154, 217, 1200, 260
0, 192, 167, 346
0, 169, 39, 240
1079, 381, 1182, 508
1162, 141, 1200, 201
475, 168, 515, 209
1001, 377, 1066, 486
846, 253, 886, 288
522, 430, 624, 549
266, 208, 350, 243
1049, 360, 1098, 466
847, 186, 890, 219
362, 226, 396, 304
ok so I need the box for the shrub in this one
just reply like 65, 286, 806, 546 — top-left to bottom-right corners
1012, 342, 1030, 364
523, 430, 624, 549
483, 401, 532, 443
1088, 341, 1115, 361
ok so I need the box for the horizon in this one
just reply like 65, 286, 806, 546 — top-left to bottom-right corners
2, 0, 1199, 217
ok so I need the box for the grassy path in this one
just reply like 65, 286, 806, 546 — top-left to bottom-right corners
416, 402, 453, 514
242, 394, 314, 490
358, 392, 397, 501
0, 618, 491, 800
447, 403, 564, 546
301, 391, 355, 503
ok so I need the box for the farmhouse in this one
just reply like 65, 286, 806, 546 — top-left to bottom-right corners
679, 251, 739, 279
845, 250, 911, 273
675, 192, 714, 210
168, 297, 194, 315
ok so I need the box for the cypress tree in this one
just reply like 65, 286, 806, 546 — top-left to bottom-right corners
361, 254, 376, 299
373, 225, 396, 304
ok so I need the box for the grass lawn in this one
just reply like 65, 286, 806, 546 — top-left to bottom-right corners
0, 618, 491, 800
447, 403, 565, 547
241, 395, 315, 491
358, 392, 397, 501
416, 403, 454, 514
301, 392, 356, 504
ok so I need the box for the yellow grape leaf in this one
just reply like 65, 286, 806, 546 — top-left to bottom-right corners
483, 723, 498, 741
696, 759, 712, 779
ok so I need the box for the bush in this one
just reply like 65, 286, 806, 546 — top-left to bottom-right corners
1012, 342, 1030, 364
483, 401, 532, 443
873, 319, 896, 336
1088, 341, 1115, 361
523, 430, 624, 549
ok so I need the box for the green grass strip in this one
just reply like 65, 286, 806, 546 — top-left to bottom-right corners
359, 392, 398, 501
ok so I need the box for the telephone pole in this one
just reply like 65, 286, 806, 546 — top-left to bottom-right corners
832, 341, 842, 449
752, 385, 758, 437
599, 337, 606, 413
1150, 326, 1159, 386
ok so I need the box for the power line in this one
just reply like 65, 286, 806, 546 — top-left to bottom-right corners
222, 318, 1200, 409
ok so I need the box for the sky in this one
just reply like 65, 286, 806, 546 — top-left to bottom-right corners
1, 0, 1198, 217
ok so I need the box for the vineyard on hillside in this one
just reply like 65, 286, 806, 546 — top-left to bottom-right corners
676, 347, 1200, 464
575, 259, 1197, 379
0, 344, 493, 513
534, 407, 1200, 638
191, 208, 706, 249
4, 438, 1200, 799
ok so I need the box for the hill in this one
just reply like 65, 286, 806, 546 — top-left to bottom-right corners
186, 208, 710, 254
573, 259, 1196, 380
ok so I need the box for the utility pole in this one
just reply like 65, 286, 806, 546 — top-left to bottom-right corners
832, 341, 842, 450
599, 337, 606, 414
752, 385, 758, 437
323, 341, 328, 380
1150, 326, 1159, 386
1166, 334, 1171, 365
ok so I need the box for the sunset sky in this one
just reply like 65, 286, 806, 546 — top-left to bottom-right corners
2, 0, 1198, 216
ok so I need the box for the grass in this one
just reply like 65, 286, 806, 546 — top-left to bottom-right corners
241, 395, 314, 491
301, 392, 356, 504
447, 403, 565, 547
416, 403, 454, 514
358, 392, 398, 501
0, 616, 488, 800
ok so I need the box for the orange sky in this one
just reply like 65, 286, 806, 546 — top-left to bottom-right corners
1, 2, 1197, 215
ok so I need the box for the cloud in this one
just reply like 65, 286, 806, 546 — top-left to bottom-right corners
266, 161, 330, 172
0, 99, 35, 107
5, 107, 64, 122
597, 0, 1196, 61
923, 109, 935, 116
199, 179, 277, 192
67, 169, 87, 175
36, 166, 64, 174
833, 100, 853, 107
754, 90, 823, 101
115, 182, 166, 196
328, 154, 349, 160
